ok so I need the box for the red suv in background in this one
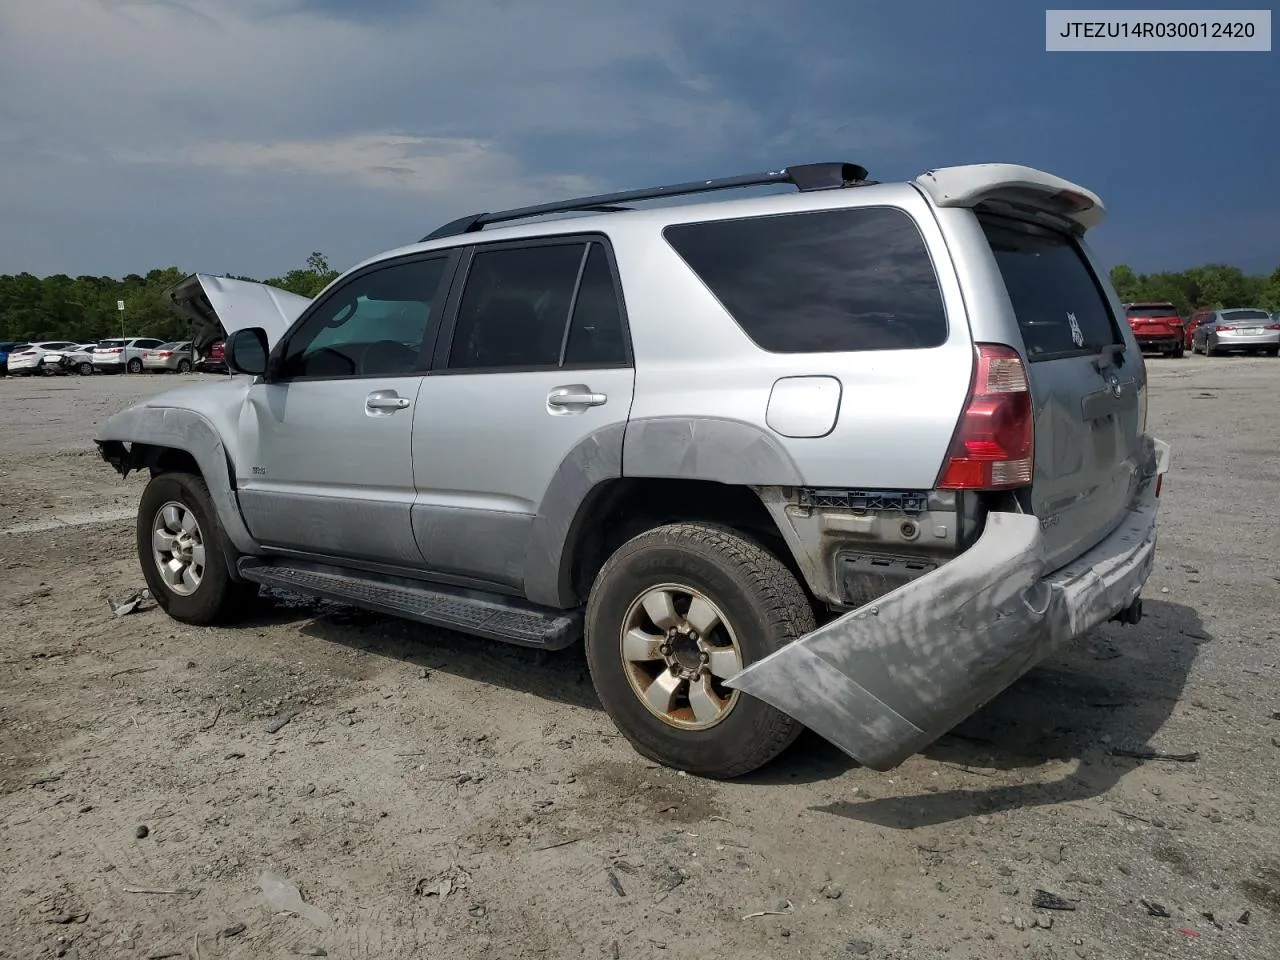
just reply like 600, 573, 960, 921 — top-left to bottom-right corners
194, 340, 226, 373
1124, 302, 1185, 358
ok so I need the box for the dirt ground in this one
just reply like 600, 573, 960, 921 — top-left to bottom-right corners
1, 361, 1277, 960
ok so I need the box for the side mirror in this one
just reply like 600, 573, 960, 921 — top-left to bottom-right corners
225, 328, 269, 377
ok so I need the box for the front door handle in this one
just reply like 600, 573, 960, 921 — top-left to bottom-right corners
548, 386, 607, 408
366, 391, 410, 413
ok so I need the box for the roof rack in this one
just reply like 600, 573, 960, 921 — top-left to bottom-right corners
420, 161, 871, 241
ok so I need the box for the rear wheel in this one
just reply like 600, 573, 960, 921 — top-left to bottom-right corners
127, 357, 143, 373
137, 472, 258, 625
1266, 348, 1279, 358
177, 358, 192, 373
584, 522, 815, 779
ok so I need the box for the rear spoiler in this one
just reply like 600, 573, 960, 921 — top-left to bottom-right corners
914, 163, 1105, 233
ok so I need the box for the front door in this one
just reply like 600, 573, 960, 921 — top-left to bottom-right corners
411, 237, 635, 591
235, 252, 457, 567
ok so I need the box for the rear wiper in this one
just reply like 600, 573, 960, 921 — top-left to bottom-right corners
1092, 343, 1125, 372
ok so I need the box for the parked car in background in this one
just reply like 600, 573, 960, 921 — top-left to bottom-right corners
57, 343, 101, 375
194, 340, 227, 373
1192, 308, 1280, 356
1184, 308, 1213, 351
5, 341, 79, 375
142, 341, 194, 373
41, 342, 99, 375
0, 341, 22, 376
1123, 301, 1184, 357
92, 337, 166, 373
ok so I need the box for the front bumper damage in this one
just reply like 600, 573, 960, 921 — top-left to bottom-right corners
726, 437, 1171, 772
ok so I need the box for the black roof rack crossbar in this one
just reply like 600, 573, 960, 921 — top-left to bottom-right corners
420, 161, 870, 241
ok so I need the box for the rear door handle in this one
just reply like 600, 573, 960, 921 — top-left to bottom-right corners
548, 387, 607, 408
366, 391, 410, 413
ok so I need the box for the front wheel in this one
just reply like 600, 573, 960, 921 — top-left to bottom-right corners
78, 362, 93, 375
584, 522, 815, 779
137, 472, 258, 625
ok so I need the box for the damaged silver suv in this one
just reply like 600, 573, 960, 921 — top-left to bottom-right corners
96, 161, 1171, 778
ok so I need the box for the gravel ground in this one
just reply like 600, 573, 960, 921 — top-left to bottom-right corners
1, 360, 1277, 960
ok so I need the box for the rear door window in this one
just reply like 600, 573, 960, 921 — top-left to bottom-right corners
663, 206, 948, 353
980, 214, 1121, 360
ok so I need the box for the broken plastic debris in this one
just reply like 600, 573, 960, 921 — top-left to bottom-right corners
258, 871, 331, 928
109, 589, 153, 617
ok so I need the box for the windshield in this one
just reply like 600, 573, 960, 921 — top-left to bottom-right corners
1127, 305, 1179, 319
1221, 309, 1269, 322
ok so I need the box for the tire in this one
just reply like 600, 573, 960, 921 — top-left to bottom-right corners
78, 362, 93, 375
1266, 348, 1279, 358
136, 472, 258, 625
127, 357, 143, 373
584, 522, 815, 779
177, 359, 192, 373
40, 363, 57, 376
1172, 345, 1184, 358
1204, 341, 1216, 357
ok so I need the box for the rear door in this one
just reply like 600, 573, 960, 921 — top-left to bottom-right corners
978, 213, 1144, 569
411, 236, 636, 590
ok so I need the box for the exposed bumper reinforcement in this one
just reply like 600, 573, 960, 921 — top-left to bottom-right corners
726, 438, 1171, 771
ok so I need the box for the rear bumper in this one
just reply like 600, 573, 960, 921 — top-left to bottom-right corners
6, 356, 40, 372
1134, 334, 1181, 351
1216, 334, 1280, 348
727, 437, 1171, 771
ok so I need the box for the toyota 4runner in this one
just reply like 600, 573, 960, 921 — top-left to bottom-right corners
96, 161, 1171, 778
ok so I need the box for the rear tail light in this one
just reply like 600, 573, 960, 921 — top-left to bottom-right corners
1265, 323, 1280, 331
1216, 325, 1235, 332
937, 343, 1034, 490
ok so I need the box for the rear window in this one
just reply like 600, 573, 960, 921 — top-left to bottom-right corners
99, 339, 125, 347
1127, 305, 1178, 319
1221, 309, 1269, 322
981, 215, 1121, 360
663, 206, 948, 353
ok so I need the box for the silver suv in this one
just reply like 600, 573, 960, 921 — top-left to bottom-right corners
96, 161, 1171, 779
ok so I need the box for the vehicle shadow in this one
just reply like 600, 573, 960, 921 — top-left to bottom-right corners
792, 599, 1207, 824
241, 589, 603, 711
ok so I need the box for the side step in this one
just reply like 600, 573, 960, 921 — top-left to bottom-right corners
238, 558, 582, 650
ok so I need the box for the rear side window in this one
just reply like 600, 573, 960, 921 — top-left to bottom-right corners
447, 240, 628, 370
980, 215, 1120, 360
663, 207, 948, 353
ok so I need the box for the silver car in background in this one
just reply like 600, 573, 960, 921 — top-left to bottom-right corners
141, 341, 194, 373
1192, 308, 1280, 356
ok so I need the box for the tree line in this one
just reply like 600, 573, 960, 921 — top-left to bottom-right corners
2, 253, 1278, 345
0, 253, 339, 344
1109, 263, 1280, 316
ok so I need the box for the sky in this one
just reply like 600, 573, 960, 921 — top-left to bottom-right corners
0, 0, 1276, 280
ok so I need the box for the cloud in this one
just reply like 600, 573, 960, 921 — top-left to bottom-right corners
0, 0, 928, 276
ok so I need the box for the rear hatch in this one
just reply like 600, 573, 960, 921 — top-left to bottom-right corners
1126, 304, 1181, 337
978, 214, 1144, 570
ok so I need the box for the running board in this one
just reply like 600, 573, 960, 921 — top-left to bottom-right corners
237, 558, 582, 650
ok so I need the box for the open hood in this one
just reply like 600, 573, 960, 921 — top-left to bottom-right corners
164, 274, 312, 352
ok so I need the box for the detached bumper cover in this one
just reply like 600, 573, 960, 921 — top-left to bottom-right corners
726, 438, 1171, 771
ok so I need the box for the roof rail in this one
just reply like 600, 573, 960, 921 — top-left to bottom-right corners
420, 161, 871, 241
